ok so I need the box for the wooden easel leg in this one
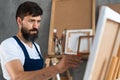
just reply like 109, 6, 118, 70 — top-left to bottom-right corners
105, 56, 118, 80
45, 58, 51, 68
51, 58, 60, 80
66, 70, 72, 80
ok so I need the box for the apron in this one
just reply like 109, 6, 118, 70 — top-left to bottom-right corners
13, 36, 44, 71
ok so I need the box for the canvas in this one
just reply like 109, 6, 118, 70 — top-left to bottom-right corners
84, 6, 120, 80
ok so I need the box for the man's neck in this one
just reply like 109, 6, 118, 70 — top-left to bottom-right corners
16, 33, 33, 48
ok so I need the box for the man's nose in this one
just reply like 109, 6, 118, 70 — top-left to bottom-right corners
33, 22, 39, 29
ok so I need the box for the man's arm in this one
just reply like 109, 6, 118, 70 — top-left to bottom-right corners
6, 55, 81, 80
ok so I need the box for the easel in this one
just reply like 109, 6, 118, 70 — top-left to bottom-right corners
47, 0, 96, 79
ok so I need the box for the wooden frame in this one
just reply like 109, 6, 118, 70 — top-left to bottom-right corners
84, 6, 120, 80
77, 35, 94, 61
77, 35, 94, 54
48, 0, 95, 55
64, 29, 93, 54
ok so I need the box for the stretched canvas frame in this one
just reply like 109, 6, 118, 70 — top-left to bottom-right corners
64, 29, 93, 54
84, 6, 120, 80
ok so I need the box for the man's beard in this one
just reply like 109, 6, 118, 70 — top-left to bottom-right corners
21, 27, 39, 42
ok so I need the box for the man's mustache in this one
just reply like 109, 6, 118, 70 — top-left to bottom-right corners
29, 28, 38, 32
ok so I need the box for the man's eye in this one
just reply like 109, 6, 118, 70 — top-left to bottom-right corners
29, 20, 34, 22
37, 21, 40, 23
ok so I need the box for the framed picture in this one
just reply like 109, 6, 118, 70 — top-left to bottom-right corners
64, 29, 93, 54
84, 6, 120, 80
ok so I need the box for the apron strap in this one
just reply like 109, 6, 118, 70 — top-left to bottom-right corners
13, 36, 29, 59
32, 42, 43, 59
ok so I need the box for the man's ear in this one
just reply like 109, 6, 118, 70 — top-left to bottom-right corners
17, 17, 22, 28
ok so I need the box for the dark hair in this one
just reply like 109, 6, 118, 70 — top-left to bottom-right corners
16, 1, 43, 20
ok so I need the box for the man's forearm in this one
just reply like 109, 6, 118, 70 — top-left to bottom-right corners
35, 65, 59, 80
7, 55, 80, 80
13, 65, 59, 80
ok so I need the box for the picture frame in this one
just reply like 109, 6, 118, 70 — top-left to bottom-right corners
84, 6, 120, 80
77, 35, 94, 54
64, 29, 93, 54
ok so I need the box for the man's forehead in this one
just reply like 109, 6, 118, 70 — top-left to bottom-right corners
24, 15, 41, 20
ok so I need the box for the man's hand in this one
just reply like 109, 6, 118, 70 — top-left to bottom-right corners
55, 54, 81, 73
